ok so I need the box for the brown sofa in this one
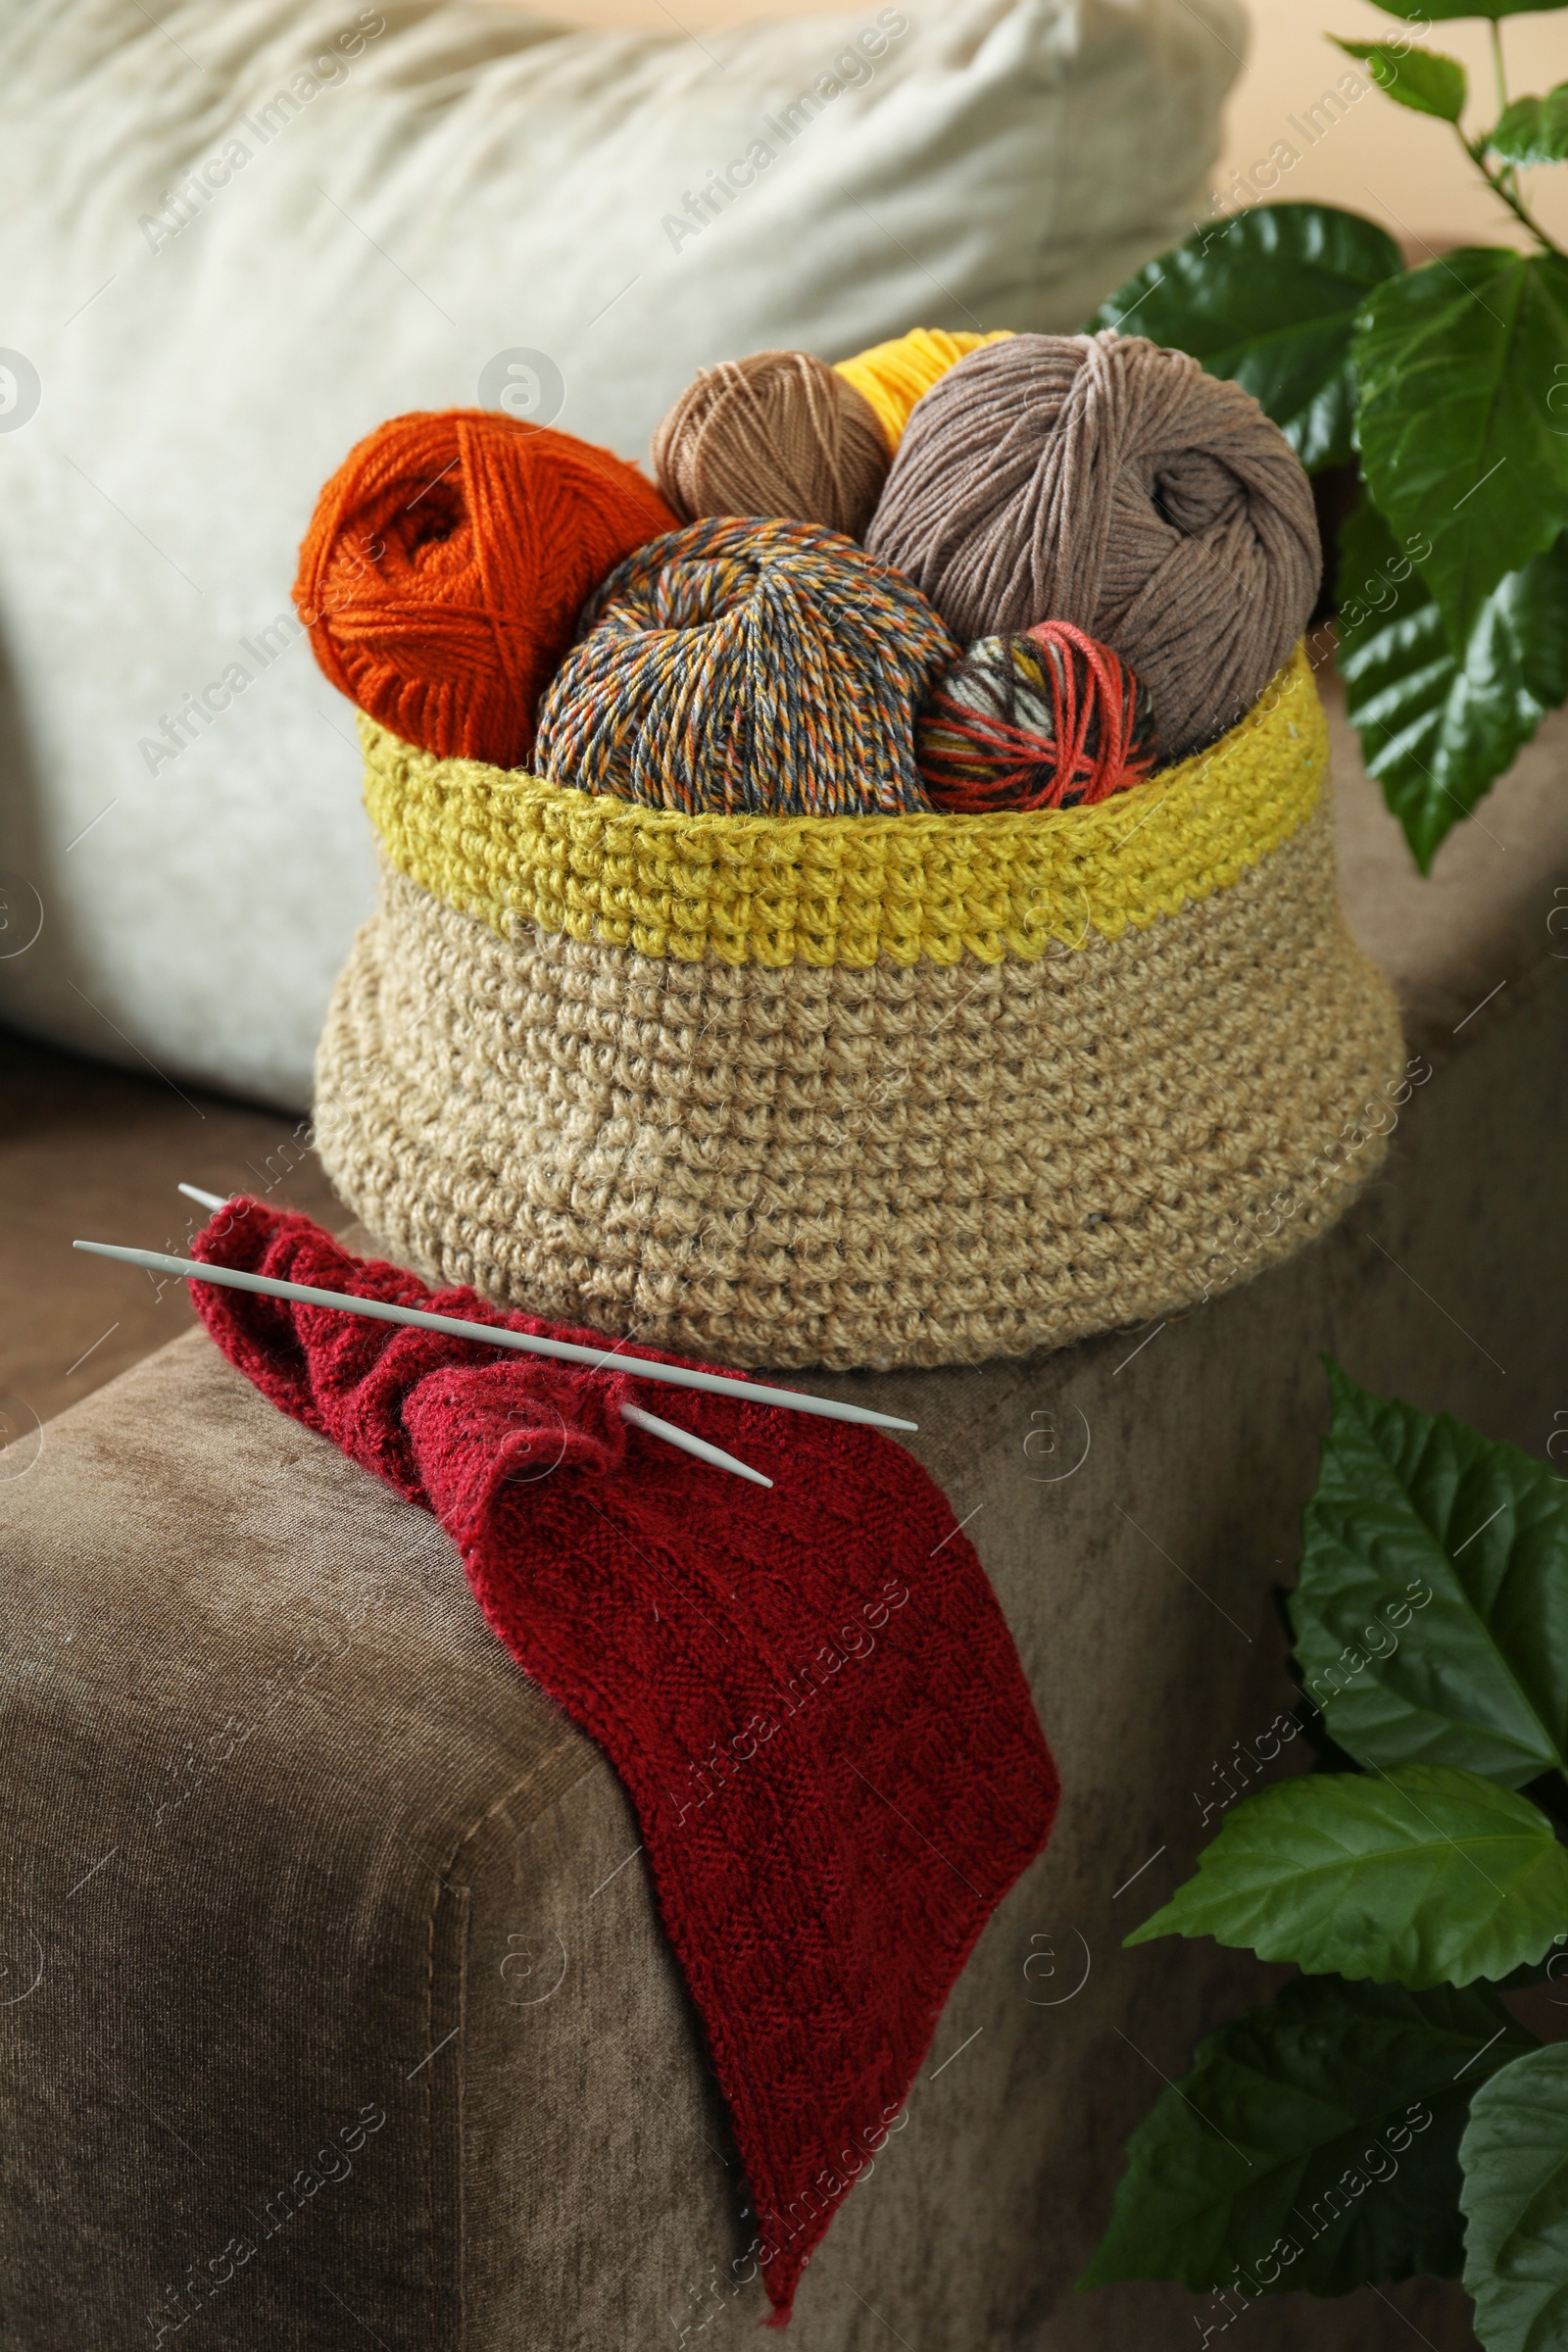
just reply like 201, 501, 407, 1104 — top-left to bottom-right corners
1, 683, 1563, 2350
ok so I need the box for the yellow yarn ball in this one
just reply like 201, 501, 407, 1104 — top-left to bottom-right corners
833, 327, 1015, 454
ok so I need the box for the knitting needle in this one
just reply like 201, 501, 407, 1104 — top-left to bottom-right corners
620, 1400, 770, 1489
75, 1234, 919, 1433
176, 1194, 772, 1488
175, 1187, 774, 1483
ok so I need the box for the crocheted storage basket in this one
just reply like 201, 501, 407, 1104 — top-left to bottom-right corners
315, 646, 1405, 1371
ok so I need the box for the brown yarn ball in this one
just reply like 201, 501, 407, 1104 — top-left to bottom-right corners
652, 350, 891, 539
865, 330, 1322, 760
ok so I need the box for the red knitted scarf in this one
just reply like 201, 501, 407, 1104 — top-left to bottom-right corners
190, 1202, 1058, 2323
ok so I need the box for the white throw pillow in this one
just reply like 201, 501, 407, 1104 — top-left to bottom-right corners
0, 0, 1243, 1107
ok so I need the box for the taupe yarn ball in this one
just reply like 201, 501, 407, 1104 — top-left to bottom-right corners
652, 350, 891, 539
865, 330, 1322, 760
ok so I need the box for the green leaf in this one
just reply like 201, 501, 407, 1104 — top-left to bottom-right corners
1353, 249, 1568, 646
1334, 38, 1467, 122
1292, 1360, 1568, 1783
1459, 2044, 1568, 2351
1490, 82, 1568, 165
1336, 503, 1568, 869
1364, 0, 1568, 20
1081, 1975, 1535, 2293
1089, 202, 1403, 471
1126, 1764, 1568, 1986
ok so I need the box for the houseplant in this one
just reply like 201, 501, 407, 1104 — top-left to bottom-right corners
1089, 0, 1568, 870
1082, 1362, 1568, 2348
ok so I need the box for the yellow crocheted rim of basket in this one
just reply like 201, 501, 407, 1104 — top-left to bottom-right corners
359, 643, 1326, 969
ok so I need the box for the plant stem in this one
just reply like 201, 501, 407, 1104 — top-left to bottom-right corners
1489, 19, 1519, 203
1459, 127, 1568, 260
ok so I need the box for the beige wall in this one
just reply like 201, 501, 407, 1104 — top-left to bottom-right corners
1226, 0, 1567, 248
497, 0, 1568, 247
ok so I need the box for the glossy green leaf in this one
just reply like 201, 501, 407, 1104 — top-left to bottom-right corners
1460, 2044, 1568, 2351
1292, 1360, 1568, 1782
1081, 1976, 1534, 2293
1364, 0, 1568, 20
1126, 1764, 1568, 1986
1334, 38, 1467, 121
1336, 503, 1568, 869
1353, 249, 1568, 645
1490, 83, 1568, 164
1088, 202, 1403, 470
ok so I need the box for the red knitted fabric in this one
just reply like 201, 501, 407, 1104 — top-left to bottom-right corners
189, 1202, 1058, 2322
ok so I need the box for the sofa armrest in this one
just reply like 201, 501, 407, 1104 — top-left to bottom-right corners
5, 696, 1563, 2350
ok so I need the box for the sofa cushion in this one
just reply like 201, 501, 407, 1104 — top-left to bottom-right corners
0, 0, 1242, 1106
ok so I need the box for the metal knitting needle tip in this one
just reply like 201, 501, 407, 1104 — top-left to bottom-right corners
619, 1400, 771, 1489
179, 1184, 230, 1211
71, 1240, 918, 1432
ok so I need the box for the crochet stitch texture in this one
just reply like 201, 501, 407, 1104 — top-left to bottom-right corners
359, 645, 1324, 965
189, 1200, 1058, 2325
317, 808, 1402, 1368
317, 652, 1405, 1370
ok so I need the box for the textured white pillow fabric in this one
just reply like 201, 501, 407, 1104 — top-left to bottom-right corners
0, 0, 1243, 1106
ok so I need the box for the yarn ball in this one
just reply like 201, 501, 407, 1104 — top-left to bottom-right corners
651, 351, 890, 538
834, 327, 1014, 454
916, 621, 1160, 813
294, 410, 678, 767
534, 516, 958, 816
865, 331, 1322, 760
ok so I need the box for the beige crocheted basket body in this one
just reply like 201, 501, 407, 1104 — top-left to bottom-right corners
315, 648, 1406, 1371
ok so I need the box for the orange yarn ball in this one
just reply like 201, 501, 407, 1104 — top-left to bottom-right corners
294, 410, 677, 767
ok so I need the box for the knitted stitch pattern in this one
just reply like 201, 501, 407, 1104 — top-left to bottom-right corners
314, 803, 1406, 1371
359, 645, 1325, 966
188, 1201, 1058, 2324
